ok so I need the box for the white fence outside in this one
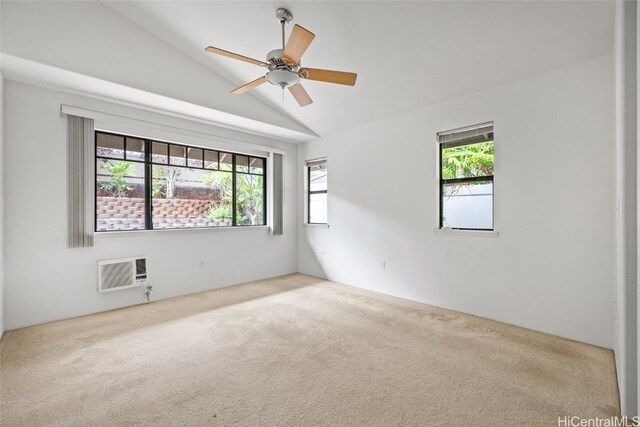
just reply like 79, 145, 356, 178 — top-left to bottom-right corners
441, 183, 493, 229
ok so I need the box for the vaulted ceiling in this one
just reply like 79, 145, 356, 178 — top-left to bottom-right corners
1, 1, 614, 141
106, 1, 614, 137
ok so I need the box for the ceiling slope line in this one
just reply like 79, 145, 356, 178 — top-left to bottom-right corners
102, 0, 320, 139
315, 52, 615, 142
0, 54, 318, 143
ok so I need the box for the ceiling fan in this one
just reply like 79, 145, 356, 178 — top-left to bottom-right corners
204, 8, 357, 107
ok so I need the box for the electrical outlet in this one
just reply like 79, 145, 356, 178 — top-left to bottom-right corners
199, 260, 205, 269
380, 261, 386, 270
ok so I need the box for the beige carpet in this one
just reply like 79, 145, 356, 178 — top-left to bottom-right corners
1, 274, 619, 426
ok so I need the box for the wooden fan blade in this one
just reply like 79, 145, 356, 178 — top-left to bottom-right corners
205, 46, 266, 66
231, 76, 267, 94
282, 25, 315, 63
299, 68, 357, 86
288, 83, 313, 107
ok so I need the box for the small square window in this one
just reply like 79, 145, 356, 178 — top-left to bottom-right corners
96, 133, 124, 159
219, 152, 233, 171
236, 155, 249, 173
169, 145, 186, 166
250, 157, 264, 175
152, 142, 168, 164
204, 150, 219, 169
126, 138, 145, 161
187, 148, 203, 168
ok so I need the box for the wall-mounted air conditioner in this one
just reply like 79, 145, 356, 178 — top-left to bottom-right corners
98, 257, 148, 293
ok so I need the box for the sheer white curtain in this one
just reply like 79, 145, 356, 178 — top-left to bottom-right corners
67, 115, 95, 248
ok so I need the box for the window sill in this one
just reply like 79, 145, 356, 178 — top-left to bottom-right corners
433, 228, 498, 238
304, 223, 330, 229
95, 225, 271, 237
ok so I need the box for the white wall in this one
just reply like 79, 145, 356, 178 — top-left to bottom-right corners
297, 55, 615, 349
3, 81, 298, 330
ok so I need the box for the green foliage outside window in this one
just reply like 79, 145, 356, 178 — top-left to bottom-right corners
201, 171, 264, 225
441, 141, 493, 180
236, 174, 264, 225
100, 160, 134, 197
206, 203, 232, 221
152, 165, 181, 199
201, 171, 233, 221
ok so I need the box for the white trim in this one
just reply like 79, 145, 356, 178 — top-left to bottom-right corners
95, 226, 270, 238
305, 157, 328, 167
433, 228, 498, 238
304, 223, 330, 229
437, 121, 494, 143
62, 104, 287, 157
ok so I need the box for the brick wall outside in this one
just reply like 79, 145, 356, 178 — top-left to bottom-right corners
96, 197, 231, 231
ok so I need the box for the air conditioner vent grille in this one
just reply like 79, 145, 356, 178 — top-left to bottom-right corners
100, 262, 135, 291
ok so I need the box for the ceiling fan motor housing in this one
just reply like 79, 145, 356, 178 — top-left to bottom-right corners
266, 48, 300, 88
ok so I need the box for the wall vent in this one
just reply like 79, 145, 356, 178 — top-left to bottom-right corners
98, 257, 148, 292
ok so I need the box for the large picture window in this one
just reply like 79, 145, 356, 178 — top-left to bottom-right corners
438, 123, 494, 231
306, 159, 327, 224
95, 131, 266, 232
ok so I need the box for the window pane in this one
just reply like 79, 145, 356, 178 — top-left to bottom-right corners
152, 166, 232, 229
169, 145, 186, 166
441, 141, 494, 179
250, 157, 264, 175
201, 170, 233, 225
187, 147, 203, 168
235, 174, 264, 226
96, 159, 145, 231
152, 142, 168, 164
126, 138, 145, 161
96, 133, 124, 159
204, 150, 219, 169
309, 166, 327, 192
236, 155, 249, 173
442, 181, 493, 230
219, 152, 233, 171
309, 193, 327, 224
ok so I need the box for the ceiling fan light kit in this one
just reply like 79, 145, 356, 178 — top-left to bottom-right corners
266, 68, 300, 88
204, 7, 357, 107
